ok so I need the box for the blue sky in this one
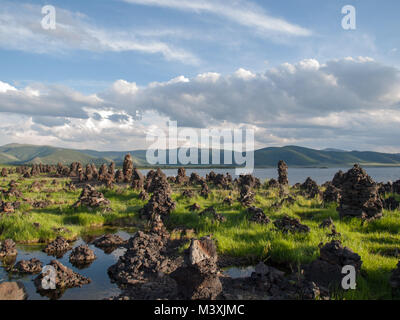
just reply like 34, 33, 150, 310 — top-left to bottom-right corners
0, 0, 399, 152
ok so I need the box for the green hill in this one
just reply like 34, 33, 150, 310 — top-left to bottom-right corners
0, 143, 399, 167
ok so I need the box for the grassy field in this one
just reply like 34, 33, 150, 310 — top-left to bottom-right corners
1, 170, 400, 300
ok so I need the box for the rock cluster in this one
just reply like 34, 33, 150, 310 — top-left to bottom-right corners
131, 168, 144, 190
43, 236, 72, 257
73, 184, 110, 208
69, 245, 96, 266
34, 260, 91, 293
383, 197, 400, 211
247, 207, 271, 224
238, 185, 255, 207
140, 172, 176, 221
323, 183, 341, 203
181, 189, 195, 198
14, 258, 43, 274
0, 282, 27, 300
0, 201, 20, 214
300, 177, 320, 198
189, 172, 203, 185
303, 240, 362, 289
337, 164, 383, 220
274, 215, 310, 234
108, 223, 178, 284
0, 239, 18, 258
221, 262, 328, 300
123, 154, 134, 182
93, 234, 127, 253
171, 236, 222, 300
278, 160, 289, 186
176, 167, 189, 185
199, 206, 226, 223
200, 181, 210, 198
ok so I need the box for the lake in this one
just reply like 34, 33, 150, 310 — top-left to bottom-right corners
0, 229, 134, 300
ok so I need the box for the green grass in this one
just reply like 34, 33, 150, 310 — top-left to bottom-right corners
1, 170, 400, 299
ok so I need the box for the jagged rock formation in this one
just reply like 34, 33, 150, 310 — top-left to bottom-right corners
34, 260, 91, 293
123, 154, 134, 183
337, 164, 383, 220
274, 215, 310, 234
278, 160, 289, 186
69, 245, 96, 266
131, 168, 144, 190
300, 177, 320, 198
247, 207, 271, 224
170, 236, 222, 300
0, 239, 18, 258
14, 258, 43, 274
73, 185, 110, 208
43, 236, 72, 258
323, 183, 341, 203
303, 240, 362, 289
238, 185, 255, 207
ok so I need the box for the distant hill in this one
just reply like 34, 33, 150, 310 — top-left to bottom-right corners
0, 143, 400, 167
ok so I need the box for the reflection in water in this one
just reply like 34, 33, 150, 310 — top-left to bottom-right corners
0, 229, 134, 300
224, 266, 255, 279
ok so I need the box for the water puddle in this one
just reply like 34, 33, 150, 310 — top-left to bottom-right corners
0, 228, 135, 300
223, 266, 255, 279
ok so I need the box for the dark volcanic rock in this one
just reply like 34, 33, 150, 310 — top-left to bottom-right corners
200, 181, 210, 199
73, 184, 110, 208
0, 282, 27, 300
247, 207, 271, 224
274, 215, 310, 234
181, 189, 195, 198
278, 160, 289, 186
383, 197, 400, 211
238, 185, 255, 207
170, 236, 222, 300
43, 236, 72, 258
323, 183, 341, 204
69, 245, 96, 266
108, 220, 180, 284
187, 203, 201, 212
176, 167, 189, 185
337, 164, 383, 220
34, 260, 91, 293
319, 217, 334, 229
303, 240, 362, 290
300, 177, 320, 199
140, 179, 176, 220
93, 234, 127, 252
0, 239, 18, 258
14, 258, 43, 274
123, 154, 134, 183
132, 168, 144, 190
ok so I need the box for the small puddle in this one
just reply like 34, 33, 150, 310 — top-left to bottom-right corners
0, 228, 135, 300
223, 266, 255, 279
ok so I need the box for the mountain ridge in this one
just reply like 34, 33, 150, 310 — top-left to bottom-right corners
1, 143, 400, 167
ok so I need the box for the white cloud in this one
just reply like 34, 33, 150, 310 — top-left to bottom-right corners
1, 57, 400, 152
0, 2, 198, 64
123, 0, 311, 36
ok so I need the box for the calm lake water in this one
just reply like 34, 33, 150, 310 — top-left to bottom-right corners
143, 167, 400, 185
0, 229, 134, 300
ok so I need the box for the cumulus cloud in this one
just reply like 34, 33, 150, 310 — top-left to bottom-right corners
1, 57, 400, 151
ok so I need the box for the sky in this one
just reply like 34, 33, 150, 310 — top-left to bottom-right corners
0, 0, 399, 152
